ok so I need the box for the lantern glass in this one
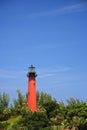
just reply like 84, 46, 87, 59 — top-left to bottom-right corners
29, 65, 35, 73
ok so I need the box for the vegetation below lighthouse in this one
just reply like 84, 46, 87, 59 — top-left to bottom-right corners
0, 90, 87, 130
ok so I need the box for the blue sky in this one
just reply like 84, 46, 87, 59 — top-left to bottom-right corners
0, 0, 87, 103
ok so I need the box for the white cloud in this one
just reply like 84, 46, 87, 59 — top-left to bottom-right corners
38, 66, 72, 79
0, 69, 26, 79
38, 73, 55, 78
28, 2, 87, 17
0, 66, 72, 79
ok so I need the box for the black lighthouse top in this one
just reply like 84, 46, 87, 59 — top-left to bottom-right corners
27, 65, 37, 77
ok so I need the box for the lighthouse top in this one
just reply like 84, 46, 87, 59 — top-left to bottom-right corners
27, 65, 37, 77
29, 65, 35, 73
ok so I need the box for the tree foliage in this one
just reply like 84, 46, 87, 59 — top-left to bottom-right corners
0, 91, 87, 130
0, 92, 9, 109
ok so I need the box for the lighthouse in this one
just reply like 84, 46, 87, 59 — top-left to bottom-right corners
27, 65, 37, 112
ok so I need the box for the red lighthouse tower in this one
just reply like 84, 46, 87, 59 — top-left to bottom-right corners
27, 65, 37, 112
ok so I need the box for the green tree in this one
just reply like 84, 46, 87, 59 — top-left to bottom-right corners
43, 100, 59, 118
0, 92, 10, 121
0, 92, 9, 109
37, 91, 53, 106
65, 98, 87, 130
20, 110, 49, 130
3, 108, 11, 121
13, 90, 27, 115
14, 90, 27, 107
